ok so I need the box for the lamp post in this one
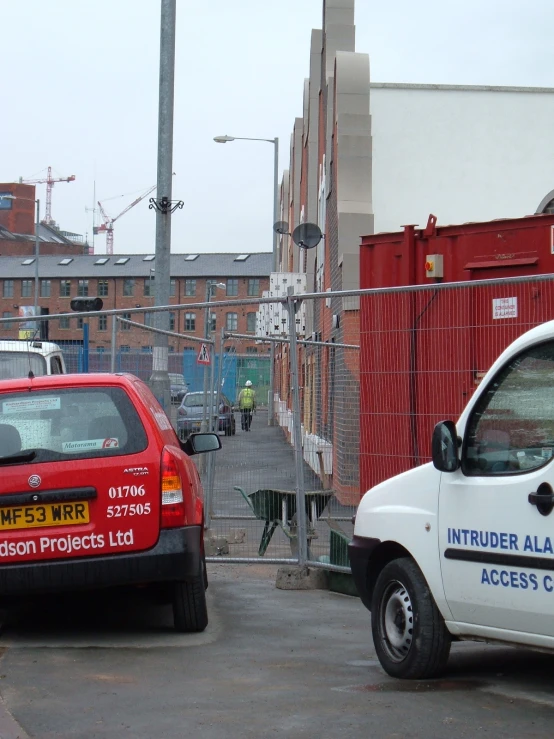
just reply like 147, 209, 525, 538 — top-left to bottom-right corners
213, 134, 279, 425
0, 194, 40, 333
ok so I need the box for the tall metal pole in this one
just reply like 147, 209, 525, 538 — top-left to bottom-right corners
150, 0, 176, 410
34, 199, 40, 332
287, 292, 308, 565
268, 138, 279, 426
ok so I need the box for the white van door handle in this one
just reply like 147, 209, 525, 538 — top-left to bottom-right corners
528, 483, 554, 516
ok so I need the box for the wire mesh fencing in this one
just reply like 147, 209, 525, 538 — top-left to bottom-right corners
3, 275, 553, 574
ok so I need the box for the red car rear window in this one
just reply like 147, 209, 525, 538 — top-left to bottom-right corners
0, 386, 148, 464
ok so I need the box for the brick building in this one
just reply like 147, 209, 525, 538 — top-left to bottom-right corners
0, 253, 271, 352
0, 183, 88, 257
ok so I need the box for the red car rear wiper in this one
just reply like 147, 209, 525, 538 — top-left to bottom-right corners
0, 450, 37, 465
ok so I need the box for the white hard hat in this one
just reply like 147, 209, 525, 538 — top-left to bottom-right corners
245, 380, 252, 387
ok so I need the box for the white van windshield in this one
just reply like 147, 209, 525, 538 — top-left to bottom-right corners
0, 351, 47, 379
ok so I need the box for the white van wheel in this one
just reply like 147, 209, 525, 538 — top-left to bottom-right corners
372, 557, 451, 679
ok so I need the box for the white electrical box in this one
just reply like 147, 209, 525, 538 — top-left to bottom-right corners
425, 254, 444, 279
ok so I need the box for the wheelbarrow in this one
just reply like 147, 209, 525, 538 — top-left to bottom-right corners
234, 486, 333, 556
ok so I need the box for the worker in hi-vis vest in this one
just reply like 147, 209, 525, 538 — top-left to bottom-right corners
238, 380, 256, 431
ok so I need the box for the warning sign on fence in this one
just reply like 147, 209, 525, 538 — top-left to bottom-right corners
197, 343, 211, 365
492, 297, 517, 320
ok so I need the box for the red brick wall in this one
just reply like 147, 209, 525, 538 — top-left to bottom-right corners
0, 184, 37, 235
0, 275, 269, 353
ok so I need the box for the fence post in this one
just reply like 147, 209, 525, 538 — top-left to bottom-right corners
287, 291, 308, 565
204, 329, 225, 531
110, 316, 117, 373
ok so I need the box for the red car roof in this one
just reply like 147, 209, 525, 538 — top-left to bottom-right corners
0, 373, 142, 393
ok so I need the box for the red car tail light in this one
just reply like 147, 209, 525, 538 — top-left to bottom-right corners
161, 447, 186, 528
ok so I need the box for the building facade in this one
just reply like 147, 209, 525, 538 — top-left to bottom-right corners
0, 253, 271, 353
275, 0, 554, 503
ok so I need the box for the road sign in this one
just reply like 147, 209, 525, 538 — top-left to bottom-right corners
197, 343, 211, 365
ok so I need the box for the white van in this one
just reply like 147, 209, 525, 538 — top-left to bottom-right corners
349, 319, 554, 679
0, 340, 66, 379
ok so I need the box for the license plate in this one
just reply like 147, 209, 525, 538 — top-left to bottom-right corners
0, 501, 90, 531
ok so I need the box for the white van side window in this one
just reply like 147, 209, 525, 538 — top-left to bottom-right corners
464, 341, 554, 476
50, 357, 63, 375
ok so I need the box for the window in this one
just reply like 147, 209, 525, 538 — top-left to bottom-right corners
77, 317, 84, 330
59, 258, 73, 266
3, 280, 13, 298
21, 280, 32, 298
40, 280, 51, 298
121, 312, 131, 330
60, 280, 71, 297
185, 254, 198, 261
123, 279, 134, 297
227, 279, 238, 296
0, 193, 13, 210
185, 312, 196, 331
248, 279, 260, 296
115, 257, 130, 265
144, 312, 154, 327
78, 279, 89, 297
185, 279, 196, 296
2, 311, 13, 330
464, 341, 554, 476
98, 280, 109, 297
143, 255, 155, 262
98, 315, 107, 331
234, 254, 249, 262
22, 258, 35, 266
169, 312, 175, 331
141, 345, 152, 353
170, 279, 176, 298
246, 347, 258, 354
59, 315, 70, 329
144, 279, 154, 297
247, 312, 256, 332
210, 313, 216, 333
120, 345, 130, 353
95, 258, 109, 265
226, 312, 238, 331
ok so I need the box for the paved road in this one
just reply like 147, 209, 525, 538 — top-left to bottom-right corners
0, 563, 553, 738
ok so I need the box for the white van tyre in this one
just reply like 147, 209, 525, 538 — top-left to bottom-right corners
371, 558, 451, 679
172, 561, 208, 633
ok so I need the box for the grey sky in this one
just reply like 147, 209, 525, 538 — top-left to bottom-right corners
3, 0, 553, 255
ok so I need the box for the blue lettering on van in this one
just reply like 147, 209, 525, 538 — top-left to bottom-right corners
481, 568, 539, 591
447, 528, 519, 550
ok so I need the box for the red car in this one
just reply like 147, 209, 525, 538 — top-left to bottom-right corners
0, 372, 220, 632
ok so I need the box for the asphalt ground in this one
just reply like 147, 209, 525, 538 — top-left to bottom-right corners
0, 564, 553, 738
0, 406, 550, 736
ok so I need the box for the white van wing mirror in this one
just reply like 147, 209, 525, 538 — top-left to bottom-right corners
432, 420, 460, 472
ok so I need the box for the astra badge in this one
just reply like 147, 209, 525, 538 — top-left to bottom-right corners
28, 474, 41, 489
123, 467, 149, 477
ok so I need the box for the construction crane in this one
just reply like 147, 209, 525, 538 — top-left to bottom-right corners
95, 184, 156, 254
20, 166, 76, 225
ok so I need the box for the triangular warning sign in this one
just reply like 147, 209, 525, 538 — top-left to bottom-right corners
197, 343, 211, 365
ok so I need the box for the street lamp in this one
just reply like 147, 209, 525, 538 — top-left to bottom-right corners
0, 194, 41, 328
213, 134, 279, 425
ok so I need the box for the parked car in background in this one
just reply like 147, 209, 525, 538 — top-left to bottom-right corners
177, 391, 236, 439
0, 340, 66, 379
169, 373, 188, 404
0, 372, 220, 632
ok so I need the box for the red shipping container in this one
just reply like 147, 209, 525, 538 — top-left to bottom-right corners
359, 214, 554, 495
